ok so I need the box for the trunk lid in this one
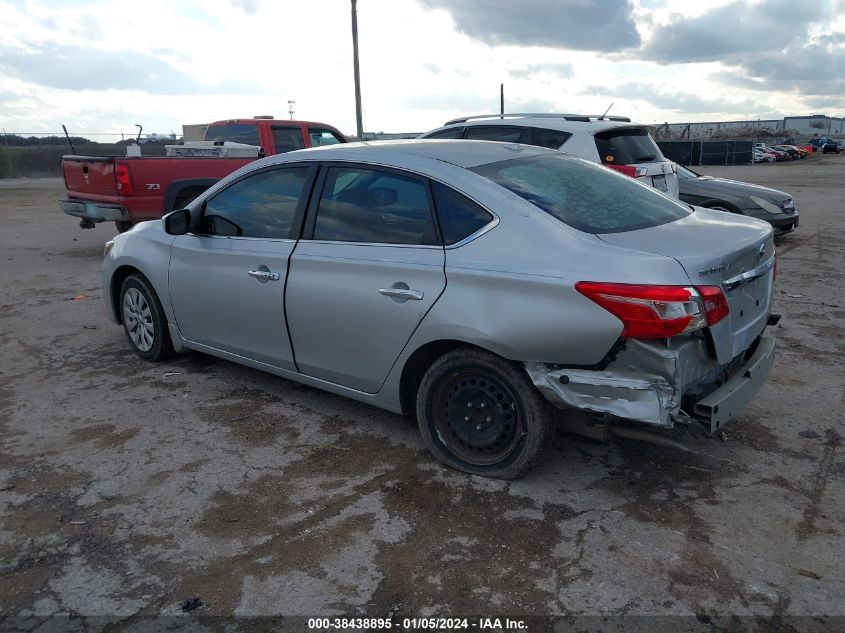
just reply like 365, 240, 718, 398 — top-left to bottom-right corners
598, 208, 775, 364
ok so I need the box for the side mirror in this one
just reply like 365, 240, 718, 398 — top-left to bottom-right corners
163, 208, 191, 235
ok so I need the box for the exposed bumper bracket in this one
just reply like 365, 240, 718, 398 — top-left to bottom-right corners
693, 337, 776, 433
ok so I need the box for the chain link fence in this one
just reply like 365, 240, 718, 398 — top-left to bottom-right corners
656, 140, 756, 166
0, 132, 171, 178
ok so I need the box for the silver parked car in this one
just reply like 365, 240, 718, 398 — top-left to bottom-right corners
103, 141, 777, 479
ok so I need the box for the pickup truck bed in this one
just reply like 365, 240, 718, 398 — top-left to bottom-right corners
60, 118, 347, 231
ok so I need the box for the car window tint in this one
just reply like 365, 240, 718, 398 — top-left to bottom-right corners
424, 128, 464, 139
202, 167, 309, 239
531, 128, 572, 150
272, 127, 306, 153
431, 181, 494, 245
204, 124, 260, 145
594, 127, 664, 165
314, 167, 433, 245
465, 126, 529, 143
472, 154, 690, 234
309, 128, 345, 146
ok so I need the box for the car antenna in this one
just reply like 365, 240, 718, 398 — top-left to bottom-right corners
62, 124, 76, 154
599, 102, 614, 120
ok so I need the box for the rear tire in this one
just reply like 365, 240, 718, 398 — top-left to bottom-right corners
115, 221, 133, 233
119, 274, 174, 362
416, 348, 554, 479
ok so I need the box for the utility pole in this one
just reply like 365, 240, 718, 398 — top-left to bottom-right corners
351, 0, 364, 140
500, 83, 504, 117
288, 100, 296, 120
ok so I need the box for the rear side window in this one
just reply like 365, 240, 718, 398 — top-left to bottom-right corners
472, 154, 690, 234
314, 167, 435, 245
272, 127, 306, 153
201, 167, 309, 239
204, 124, 260, 145
424, 128, 464, 139
594, 127, 663, 165
465, 126, 529, 143
431, 182, 494, 245
531, 127, 572, 150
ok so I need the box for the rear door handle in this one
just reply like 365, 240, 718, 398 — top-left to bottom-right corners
379, 288, 424, 301
248, 270, 281, 282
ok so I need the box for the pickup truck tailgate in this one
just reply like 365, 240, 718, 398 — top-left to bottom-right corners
63, 156, 117, 200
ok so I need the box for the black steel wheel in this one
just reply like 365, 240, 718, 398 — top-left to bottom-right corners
416, 347, 553, 479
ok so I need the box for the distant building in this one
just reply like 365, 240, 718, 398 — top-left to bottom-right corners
657, 114, 844, 139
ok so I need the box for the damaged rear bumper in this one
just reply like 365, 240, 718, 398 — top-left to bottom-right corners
525, 336, 776, 432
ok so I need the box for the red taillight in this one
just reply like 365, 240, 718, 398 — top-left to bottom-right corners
575, 282, 729, 339
697, 285, 730, 326
604, 164, 648, 178
115, 162, 134, 196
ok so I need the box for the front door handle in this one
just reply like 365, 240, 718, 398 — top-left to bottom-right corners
248, 269, 281, 282
379, 288, 424, 301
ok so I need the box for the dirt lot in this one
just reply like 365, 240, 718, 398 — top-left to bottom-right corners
1, 156, 843, 629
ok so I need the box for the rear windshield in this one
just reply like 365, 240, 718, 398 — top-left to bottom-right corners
204, 124, 260, 145
594, 127, 663, 165
471, 154, 691, 234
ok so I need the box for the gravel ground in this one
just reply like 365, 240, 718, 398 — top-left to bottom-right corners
0, 156, 843, 630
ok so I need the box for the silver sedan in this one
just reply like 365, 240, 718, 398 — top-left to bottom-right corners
103, 140, 777, 479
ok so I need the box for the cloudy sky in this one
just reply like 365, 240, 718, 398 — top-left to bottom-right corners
1, 0, 843, 138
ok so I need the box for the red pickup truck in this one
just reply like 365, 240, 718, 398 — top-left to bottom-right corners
60, 118, 347, 232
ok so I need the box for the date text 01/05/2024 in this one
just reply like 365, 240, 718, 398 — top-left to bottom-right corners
307, 617, 528, 630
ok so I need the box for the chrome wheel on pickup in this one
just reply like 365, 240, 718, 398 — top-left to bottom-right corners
119, 274, 174, 362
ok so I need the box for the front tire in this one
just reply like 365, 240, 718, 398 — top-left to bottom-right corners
416, 348, 554, 479
119, 274, 174, 362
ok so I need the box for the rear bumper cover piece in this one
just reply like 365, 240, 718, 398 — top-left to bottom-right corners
526, 335, 776, 432
60, 199, 129, 223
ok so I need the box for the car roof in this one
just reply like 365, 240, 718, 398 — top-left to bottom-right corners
274, 139, 558, 168
428, 113, 647, 135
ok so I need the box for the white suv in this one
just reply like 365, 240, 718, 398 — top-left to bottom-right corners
420, 113, 680, 198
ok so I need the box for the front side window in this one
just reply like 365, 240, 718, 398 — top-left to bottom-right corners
465, 126, 529, 143
431, 181, 494, 245
424, 127, 464, 139
472, 154, 691, 234
204, 124, 260, 146
313, 167, 435, 245
309, 128, 345, 147
201, 167, 309, 239
272, 127, 306, 153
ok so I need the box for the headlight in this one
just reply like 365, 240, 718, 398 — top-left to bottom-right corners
103, 240, 115, 256
782, 198, 795, 210
750, 195, 783, 214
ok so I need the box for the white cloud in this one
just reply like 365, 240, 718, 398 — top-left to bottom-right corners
0, 0, 841, 138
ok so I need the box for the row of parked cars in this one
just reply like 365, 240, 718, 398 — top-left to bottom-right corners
86, 111, 785, 478
753, 142, 812, 162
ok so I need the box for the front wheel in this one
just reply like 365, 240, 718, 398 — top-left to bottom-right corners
704, 202, 739, 214
119, 274, 174, 362
416, 348, 554, 479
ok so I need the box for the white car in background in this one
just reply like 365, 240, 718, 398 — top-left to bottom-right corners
420, 113, 680, 198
